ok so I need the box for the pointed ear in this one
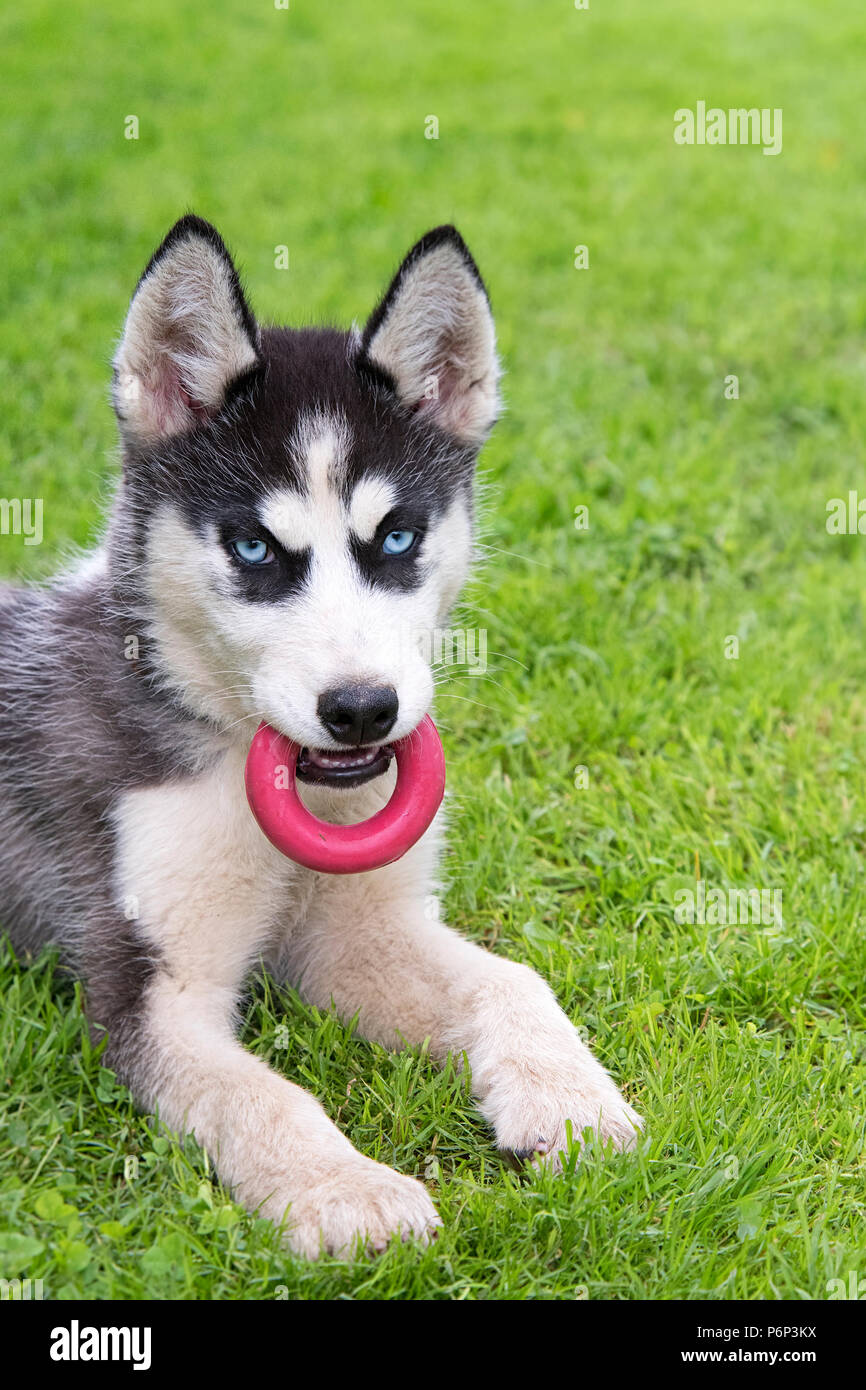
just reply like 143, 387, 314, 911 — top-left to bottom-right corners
112, 215, 261, 443
358, 226, 500, 445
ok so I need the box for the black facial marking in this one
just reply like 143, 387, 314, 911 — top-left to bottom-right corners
215, 515, 311, 603
117, 325, 476, 616
349, 505, 429, 593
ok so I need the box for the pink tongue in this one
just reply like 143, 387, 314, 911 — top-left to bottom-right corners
307, 746, 381, 770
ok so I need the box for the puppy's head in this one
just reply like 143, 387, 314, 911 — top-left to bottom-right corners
111, 215, 500, 784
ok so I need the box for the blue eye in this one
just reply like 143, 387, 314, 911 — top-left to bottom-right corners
382, 529, 417, 556
231, 538, 273, 565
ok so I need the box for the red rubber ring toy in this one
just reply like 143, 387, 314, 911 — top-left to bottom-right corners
244, 714, 446, 874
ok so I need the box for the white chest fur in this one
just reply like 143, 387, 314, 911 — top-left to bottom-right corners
113, 742, 302, 986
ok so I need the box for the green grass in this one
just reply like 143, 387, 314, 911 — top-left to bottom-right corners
2, 0, 866, 1300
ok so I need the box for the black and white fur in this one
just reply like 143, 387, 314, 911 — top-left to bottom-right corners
0, 217, 640, 1257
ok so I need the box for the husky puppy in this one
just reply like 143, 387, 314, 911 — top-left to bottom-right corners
0, 217, 640, 1257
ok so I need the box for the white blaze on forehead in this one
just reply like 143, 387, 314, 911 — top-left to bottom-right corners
304, 426, 345, 503
261, 414, 397, 551
347, 476, 396, 542
261, 414, 349, 552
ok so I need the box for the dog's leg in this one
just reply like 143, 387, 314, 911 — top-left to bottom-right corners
95, 755, 439, 1258
287, 864, 641, 1166
88, 957, 439, 1257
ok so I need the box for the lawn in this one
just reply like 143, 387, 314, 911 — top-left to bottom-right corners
1, 0, 865, 1300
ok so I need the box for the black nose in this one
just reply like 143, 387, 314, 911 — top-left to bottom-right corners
317, 683, 399, 746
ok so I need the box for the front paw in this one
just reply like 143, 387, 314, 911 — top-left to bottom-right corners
486, 1046, 642, 1170
275, 1156, 441, 1260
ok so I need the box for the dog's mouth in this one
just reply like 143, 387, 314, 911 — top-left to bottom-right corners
295, 743, 394, 789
